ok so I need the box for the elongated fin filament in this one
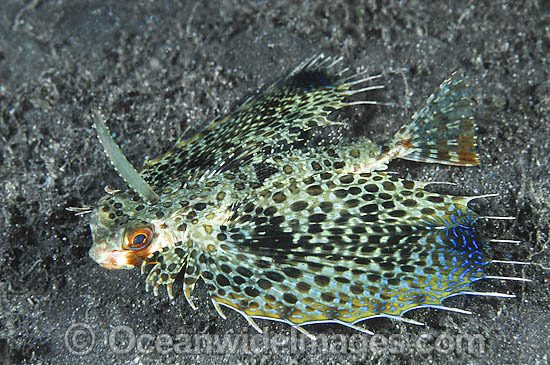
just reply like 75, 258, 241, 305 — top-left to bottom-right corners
396, 317, 426, 326
294, 326, 316, 340
461, 291, 516, 298
93, 111, 160, 204
464, 193, 500, 203
484, 276, 531, 282
212, 299, 227, 320
490, 239, 522, 244
184, 290, 198, 311
491, 259, 529, 265
341, 71, 383, 84
428, 305, 473, 315
345, 85, 385, 95
480, 216, 515, 220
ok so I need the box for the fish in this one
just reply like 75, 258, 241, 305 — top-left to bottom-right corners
87, 54, 522, 337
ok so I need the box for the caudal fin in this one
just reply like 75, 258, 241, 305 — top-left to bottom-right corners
389, 71, 479, 166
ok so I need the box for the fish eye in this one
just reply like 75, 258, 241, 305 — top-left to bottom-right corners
125, 227, 154, 250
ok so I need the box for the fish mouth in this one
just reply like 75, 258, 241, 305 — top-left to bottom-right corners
88, 210, 132, 269
88, 242, 135, 270
99, 262, 125, 270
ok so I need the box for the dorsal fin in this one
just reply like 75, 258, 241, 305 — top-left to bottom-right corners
93, 111, 160, 204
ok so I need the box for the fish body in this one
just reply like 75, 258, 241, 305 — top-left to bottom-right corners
89, 55, 490, 333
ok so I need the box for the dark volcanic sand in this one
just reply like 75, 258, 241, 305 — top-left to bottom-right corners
1, 1, 549, 364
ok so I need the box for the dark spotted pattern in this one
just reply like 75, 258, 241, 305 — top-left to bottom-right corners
90, 55, 493, 334
140, 56, 357, 189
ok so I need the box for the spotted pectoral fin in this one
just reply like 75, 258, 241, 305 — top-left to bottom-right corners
390, 71, 479, 166
194, 171, 489, 329
140, 54, 383, 186
141, 242, 192, 300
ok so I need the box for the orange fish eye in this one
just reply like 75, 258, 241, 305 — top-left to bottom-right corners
126, 227, 153, 250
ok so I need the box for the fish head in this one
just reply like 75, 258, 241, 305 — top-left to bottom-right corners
88, 192, 165, 270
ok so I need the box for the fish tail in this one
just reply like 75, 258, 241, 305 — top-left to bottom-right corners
389, 71, 479, 166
